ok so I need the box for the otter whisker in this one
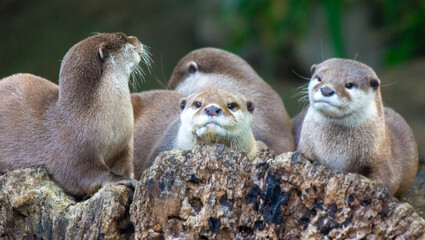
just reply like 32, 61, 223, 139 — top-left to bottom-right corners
292, 70, 310, 81
291, 83, 310, 109
154, 77, 168, 89
141, 44, 153, 74
130, 64, 145, 88
129, 69, 139, 91
381, 81, 398, 88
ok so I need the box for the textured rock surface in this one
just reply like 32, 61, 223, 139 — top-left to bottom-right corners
131, 145, 425, 239
1, 146, 424, 240
0, 168, 133, 240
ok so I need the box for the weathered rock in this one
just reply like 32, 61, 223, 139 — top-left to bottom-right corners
0, 168, 134, 240
130, 144, 425, 239
1, 146, 424, 239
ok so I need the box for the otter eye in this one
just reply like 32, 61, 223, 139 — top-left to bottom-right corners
316, 77, 322, 82
345, 83, 356, 89
194, 101, 202, 108
227, 103, 237, 110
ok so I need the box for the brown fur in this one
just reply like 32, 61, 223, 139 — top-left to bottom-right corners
133, 90, 186, 177
167, 48, 295, 154
0, 33, 144, 197
293, 58, 418, 196
132, 89, 263, 179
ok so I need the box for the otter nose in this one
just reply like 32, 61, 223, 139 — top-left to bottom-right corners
320, 87, 335, 97
204, 106, 222, 117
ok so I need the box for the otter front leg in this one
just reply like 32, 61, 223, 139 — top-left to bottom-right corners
106, 143, 138, 189
109, 143, 136, 180
77, 157, 137, 195
364, 163, 399, 196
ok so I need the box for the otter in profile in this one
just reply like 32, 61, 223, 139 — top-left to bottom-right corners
167, 48, 295, 155
132, 89, 265, 178
0, 33, 149, 197
292, 58, 418, 196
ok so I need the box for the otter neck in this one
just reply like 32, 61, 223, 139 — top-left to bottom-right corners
57, 68, 131, 112
302, 98, 386, 171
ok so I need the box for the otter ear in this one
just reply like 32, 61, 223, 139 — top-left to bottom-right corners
98, 47, 106, 61
187, 61, 198, 74
179, 98, 187, 111
247, 101, 254, 113
310, 64, 317, 75
370, 78, 380, 90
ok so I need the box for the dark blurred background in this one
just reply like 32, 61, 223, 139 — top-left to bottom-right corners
1, 0, 424, 155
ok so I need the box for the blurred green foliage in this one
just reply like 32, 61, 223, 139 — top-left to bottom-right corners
218, 0, 425, 70
0, 0, 423, 88
382, 0, 425, 66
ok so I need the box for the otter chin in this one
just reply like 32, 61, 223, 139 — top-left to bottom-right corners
292, 58, 418, 197
0, 33, 150, 197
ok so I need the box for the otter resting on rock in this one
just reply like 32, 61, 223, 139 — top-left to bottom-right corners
132, 89, 266, 179
167, 48, 295, 155
292, 58, 418, 197
0, 33, 150, 197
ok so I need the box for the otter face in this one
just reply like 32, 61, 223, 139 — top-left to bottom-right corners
97, 33, 148, 77
60, 33, 151, 92
308, 58, 380, 119
179, 89, 254, 144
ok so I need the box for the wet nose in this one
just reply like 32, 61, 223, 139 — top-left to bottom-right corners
204, 106, 222, 116
320, 87, 335, 97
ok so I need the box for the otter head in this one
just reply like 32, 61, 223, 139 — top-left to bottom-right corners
168, 48, 258, 93
59, 32, 148, 100
308, 58, 381, 120
179, 89, 255, 146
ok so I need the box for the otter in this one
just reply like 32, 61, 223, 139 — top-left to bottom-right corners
132, 90, 186, 176
167, 48, 295, 155
132, 89, 264, 178
292, 58, 418, 196
0, 33, 149, 197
